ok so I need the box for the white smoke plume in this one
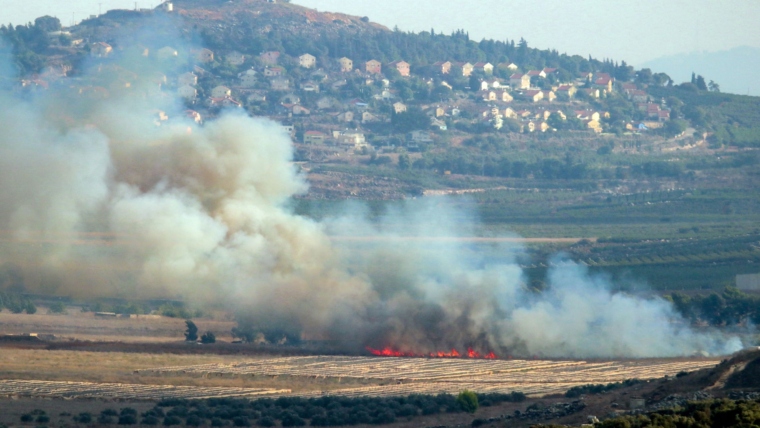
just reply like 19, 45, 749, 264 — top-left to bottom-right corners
0, 30, 745, 358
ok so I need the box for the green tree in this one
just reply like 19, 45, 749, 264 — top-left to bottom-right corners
695, 74, 707, 91
456, 390, 479, 413
201, 331, 216, 344
398, 153, 410, 170
24, 300, 36, 314
47, 301, 67, 314
184, 320, 198, 341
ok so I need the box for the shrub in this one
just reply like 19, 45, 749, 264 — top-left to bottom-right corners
457, 390, 479, 413
371, 410, 396, 424
201, 331, 216, 344
162, 416, 182, 426
35, 415, 50, 423
73, 412, 92, 423
98, 414, 115, 424
141, 416, 160, 426
21, 414, 34, 423
232, 416, 250, 427
118, 414, 137, 425
47, 301, 67, 314
185, 415, 203, 426
256, 416, 275, 427
280, 411, 305, 427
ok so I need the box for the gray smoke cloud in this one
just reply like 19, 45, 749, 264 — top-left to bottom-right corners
0, 31, 745, 358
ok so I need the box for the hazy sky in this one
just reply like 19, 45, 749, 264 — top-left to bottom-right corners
3, 0, 759, 66
3, 0, 163, 27
292, 0, 760, 66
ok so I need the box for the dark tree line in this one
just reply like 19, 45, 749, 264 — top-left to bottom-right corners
668, 287, 760, 326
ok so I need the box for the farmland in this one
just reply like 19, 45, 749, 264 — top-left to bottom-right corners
0, 311, 752, 428
0, 345, 720, 401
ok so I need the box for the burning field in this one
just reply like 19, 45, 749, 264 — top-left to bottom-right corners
0, 354, 720, 401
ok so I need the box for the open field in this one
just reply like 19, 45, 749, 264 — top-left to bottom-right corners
0, 345, 721, 401
0, 307, 750, 428
136, 355, 721, 399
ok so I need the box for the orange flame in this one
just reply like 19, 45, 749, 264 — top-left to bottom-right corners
366, 346, 498, 359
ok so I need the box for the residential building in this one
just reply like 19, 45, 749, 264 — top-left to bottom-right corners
292, 105, 311, 115
496, 90, 513, 102
185, 110, 201, 123
299, 53, 316, 69
337, 111, 354, 122
208, 96, 242, 108
431, 117, 447, 130
316, 96, 340, 110
270, 77, 289, 91
211, 85, 231, 98
226, 51, 245, 66
260, 51, 280, 65
337, 131, 367, 148
593, 72, 614, 93
90, 42, 112, 57
393, 102, 407, 114
408, 130, 434, 144
177, 85, 197, 100
338, 57, 353, 72
522, 89, 544, 102
474, 62, 494, 75
362, 111, 381, 123
526, 69, 546, 79
303, 131, 327, 144
156, 46, 178, 60
542, 90, 556, 102
388, 60, 411, 77
556, 84, 576, 100
264, 66, 285, 77
239, 69, 257, 87
177, 72, 197, 87
433, 61, 452, 74
452, 62, 474, 77
509, 73, 530, 89
365, 59, 382, 74
195, 48, 214, 63
246, 91, 267, 103
580, 88, 600, 98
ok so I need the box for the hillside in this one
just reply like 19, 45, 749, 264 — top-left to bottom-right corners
2, 0, 760, 294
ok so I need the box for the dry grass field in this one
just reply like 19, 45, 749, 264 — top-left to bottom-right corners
0, 310, 741, 428
0, 349, 720, 401
0, 310, 724, 403
0, 310, 236, 343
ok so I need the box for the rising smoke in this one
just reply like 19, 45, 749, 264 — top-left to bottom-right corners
0, 26, 745, 358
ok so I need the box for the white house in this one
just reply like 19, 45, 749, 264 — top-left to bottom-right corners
211, 85, 231, 98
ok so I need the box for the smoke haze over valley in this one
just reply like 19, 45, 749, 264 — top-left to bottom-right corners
0, 19, 749, 360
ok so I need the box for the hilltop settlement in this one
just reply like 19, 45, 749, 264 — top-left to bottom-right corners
2, 0, 759, 201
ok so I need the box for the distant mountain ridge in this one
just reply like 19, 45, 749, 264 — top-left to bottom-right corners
642, 46, 760, 96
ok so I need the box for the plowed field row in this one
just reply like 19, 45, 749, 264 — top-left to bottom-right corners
0, 356, 720, 401
0, 379, 289, 400
140, 356, 719, 384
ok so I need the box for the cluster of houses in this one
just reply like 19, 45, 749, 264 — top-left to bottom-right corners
21, 41, 673, 150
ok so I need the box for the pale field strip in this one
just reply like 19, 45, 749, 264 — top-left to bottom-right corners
0, 380, 289, 400
457, 361, 721, 384
140, 356, 720, 384
140, 356, 593, 381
